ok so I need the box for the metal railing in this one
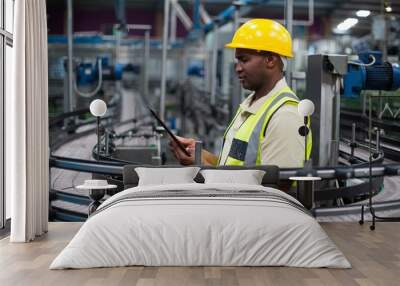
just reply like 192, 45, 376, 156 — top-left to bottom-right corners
49, 154, 400, 180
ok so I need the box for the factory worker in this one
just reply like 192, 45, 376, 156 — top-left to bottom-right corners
170, 19, 311, 168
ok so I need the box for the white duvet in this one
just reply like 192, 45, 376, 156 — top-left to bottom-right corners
50, 183, 351, 269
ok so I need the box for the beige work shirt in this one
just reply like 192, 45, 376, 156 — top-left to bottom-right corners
219, 78, 305, 168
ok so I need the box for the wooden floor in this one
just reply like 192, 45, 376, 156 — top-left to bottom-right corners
1, 222, 399, 286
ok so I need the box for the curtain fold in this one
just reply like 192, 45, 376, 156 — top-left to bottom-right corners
9, 0, 49, 242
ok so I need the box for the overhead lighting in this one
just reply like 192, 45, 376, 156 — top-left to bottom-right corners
385, 1, 393, 13
356, 10, 370, 17
336, 18, 359, 31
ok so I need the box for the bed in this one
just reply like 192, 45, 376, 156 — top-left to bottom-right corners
50, 165, 351, 269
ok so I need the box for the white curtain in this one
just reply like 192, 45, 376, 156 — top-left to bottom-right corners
7, 0, 49, 242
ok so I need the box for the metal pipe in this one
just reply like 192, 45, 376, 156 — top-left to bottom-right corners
199, 4, 212, 25
96, 117, 100, 160
230, 3, 241, 119
352, 123, 356, 142
204, 5, 236, 33
143, 29, 150, 99
241, 0, 314, 26
293, 0, 314, 26
115, 26, 122, 63
114, 0, 126, 27
381, 0, 388, 62
307, 0, 314, 26
351, 122, 356, 158
329, 76, 341, 166
193, 0, 201, 31
170, 7, 177, 43
160, 0, 170, 121
195, 141, 203, 165
368, 94, 375, 229
170, 0, 192, 31
50, 156, 124, 175
49, 154, 400, 179
291, 0, 313, 26
233, 8, 240, 63
210, 25, 219, 106
125, 24, 152, 100
67, 0, 74, 112
375, 127, 381, 154
126, 24, 152, 31
105, 131, 109, 156
334, 76, 341, 144
284, 0, 293, 86
205, 49, 211, 96
284, 0, 294, 38
203, 1, 255, 34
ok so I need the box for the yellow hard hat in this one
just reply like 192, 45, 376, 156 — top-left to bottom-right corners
225, 18, 293, 58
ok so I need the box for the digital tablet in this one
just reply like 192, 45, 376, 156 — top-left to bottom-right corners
148, 107, 191, 157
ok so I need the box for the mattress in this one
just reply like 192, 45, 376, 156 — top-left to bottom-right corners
50, 183, 351, 269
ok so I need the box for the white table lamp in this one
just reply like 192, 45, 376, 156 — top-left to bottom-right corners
298, 99, 315, 165
90, 99, 107, 160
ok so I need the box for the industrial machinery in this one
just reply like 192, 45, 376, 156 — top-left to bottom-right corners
74, 56, 125, 98
343, 51, 400, 98
300, 51, 400, 230
47, 0, 400, 224
307, 51, 400, 167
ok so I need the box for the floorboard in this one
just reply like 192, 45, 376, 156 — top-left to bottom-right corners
0, 222, 399, 286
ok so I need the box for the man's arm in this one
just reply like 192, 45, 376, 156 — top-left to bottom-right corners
201, 149, 218, 166
261, 105, 304, 192
169, 136, 218, 166
261, 104, 304, 168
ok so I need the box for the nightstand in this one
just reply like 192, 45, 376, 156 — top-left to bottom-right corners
77, 180, 117, 216
289, 176, 321, 210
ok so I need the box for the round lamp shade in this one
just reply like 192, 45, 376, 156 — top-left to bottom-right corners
89, 99, 107, 117
298, 99, 315, 117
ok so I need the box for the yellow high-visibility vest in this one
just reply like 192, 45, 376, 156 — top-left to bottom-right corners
218, 86, 312, 166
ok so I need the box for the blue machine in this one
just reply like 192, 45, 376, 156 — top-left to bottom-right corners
76, 61, 99, 86
187, 59, 205, 77
76, 56, 124, 86
343, 51, 400, 98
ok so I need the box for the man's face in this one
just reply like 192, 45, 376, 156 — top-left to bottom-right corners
234, 48, 269, 91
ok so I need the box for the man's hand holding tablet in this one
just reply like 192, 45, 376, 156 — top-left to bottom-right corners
168, 136, 196, 165
148, 107, 218, 166
148, 107, 195, 163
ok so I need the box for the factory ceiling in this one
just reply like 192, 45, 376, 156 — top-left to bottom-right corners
47, 0, 400, 37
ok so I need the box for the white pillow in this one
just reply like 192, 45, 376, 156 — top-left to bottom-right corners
200, 169, 266, 185
135, 167, 200, 186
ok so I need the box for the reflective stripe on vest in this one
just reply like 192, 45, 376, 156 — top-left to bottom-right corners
219, 86, 311, 166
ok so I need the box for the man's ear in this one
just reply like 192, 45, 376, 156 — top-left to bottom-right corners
264, 54, 277, 69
